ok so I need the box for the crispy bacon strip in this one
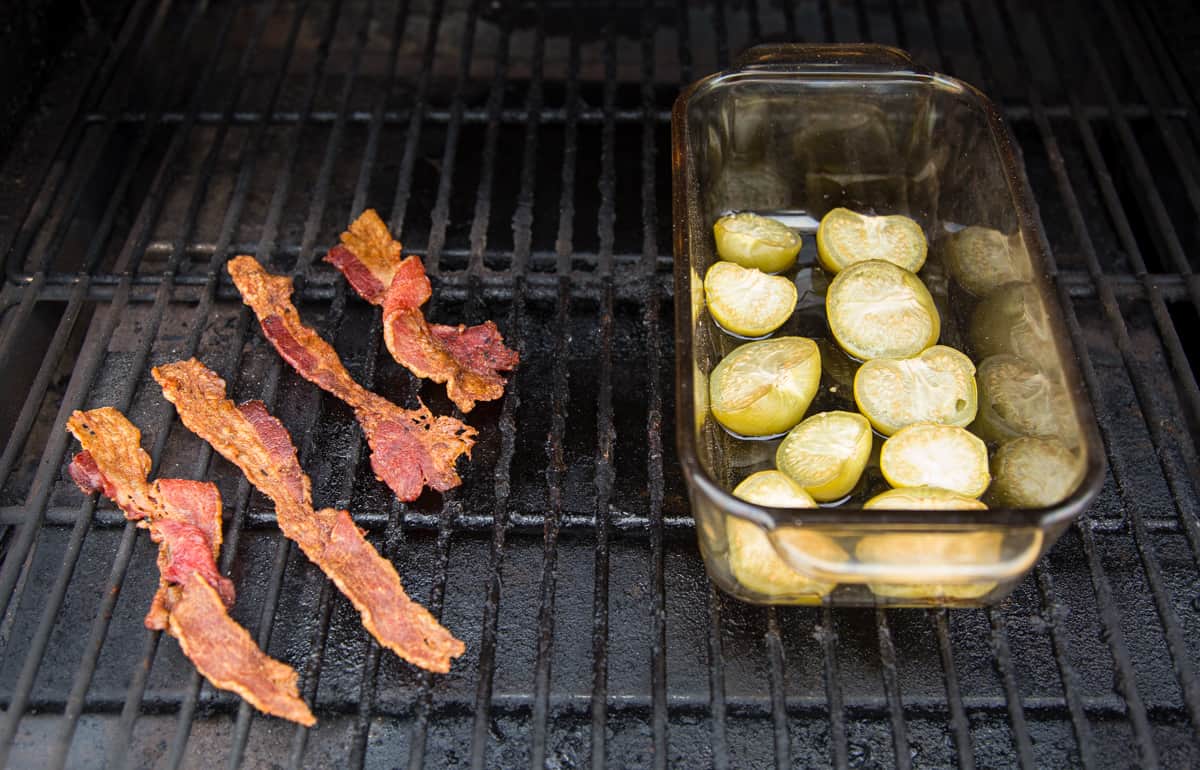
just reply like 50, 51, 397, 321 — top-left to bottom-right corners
226, 255, 475, 502
65, 408, 314, 726
152, 359, 466, 673
324, 209, 519, 412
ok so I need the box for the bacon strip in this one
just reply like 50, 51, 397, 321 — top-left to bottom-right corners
65, 408, 314, 726
152, 359, 466, 673
226, 255, 475, 502
324, 209, 519, 412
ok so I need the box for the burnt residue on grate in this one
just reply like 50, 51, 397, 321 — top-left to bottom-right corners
1, 0, 1200, 768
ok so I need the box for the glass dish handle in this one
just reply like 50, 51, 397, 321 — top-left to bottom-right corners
733, 43, 930, 75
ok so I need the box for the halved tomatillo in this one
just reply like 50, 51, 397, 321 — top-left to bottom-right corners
972, 354, 1066, 445
853, 345, 978, 436
879, 423, 990, 498
988, 436, 1083, 508
727, 471, 844, 597
708, 336, 821, 437
704, 261, 797, 338
826, 260, 940, 361
775, 411, 872, 502
817, 207, 927, 274
713, 212, 802, 273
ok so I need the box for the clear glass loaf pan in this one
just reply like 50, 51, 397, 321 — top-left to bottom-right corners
672, 44, 1105, 607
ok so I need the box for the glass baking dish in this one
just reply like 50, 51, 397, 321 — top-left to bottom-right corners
672, 43, 1106, 607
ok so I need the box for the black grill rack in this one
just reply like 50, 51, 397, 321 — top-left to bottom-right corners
0, 0, 1198, 767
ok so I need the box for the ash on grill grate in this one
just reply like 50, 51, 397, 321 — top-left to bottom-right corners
1, 0, 1200, 768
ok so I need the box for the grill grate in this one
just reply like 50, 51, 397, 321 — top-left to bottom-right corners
1, 0, 1199, 767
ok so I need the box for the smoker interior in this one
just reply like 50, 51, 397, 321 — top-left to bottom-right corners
1, 1, 1199, 767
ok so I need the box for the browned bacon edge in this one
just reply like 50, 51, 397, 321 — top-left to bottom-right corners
322, 208, 519, 413
65, 408, 314, 726
226, 255, 476, 502
152, 359, 467, 673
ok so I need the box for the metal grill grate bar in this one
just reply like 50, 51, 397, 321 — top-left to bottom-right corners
283, 2, 383, 765
706, 588, 730, 770
467, 2, 528, 766
932, 611, 973, 770
765, 609, 790, 770
875, 610, 911, 770
388, 0, 448, 242
587, 2, 620, 767
342, 3, 415, 761
984, 608, 1035, 769
1032, 565, 1098, 767
640, 3, 669, 766
404, 2, 482, 766
529, 0, 582, 762
818, 606, 848, 770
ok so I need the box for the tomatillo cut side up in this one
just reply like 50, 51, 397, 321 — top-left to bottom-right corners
713, 212, 802, 273
704, 261, 798, 338
816, 207, 927, 274
708, 336, 822, 438
826, 259, 940, 361
880, 423, 991, 498
854, 345, 978, 436
776, 411, 872, 502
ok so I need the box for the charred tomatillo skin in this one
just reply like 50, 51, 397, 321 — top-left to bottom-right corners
988, 437, 1083, 508
703, 261, 797, 338
825, 260, 940, 361
775, 411, 872, 502
708, 337, 821, 437
853, 345, 978, 436
816, 208, 927, 274
727, 471, 842, 597
879, 423, 990, 498
713, 212, 802, 273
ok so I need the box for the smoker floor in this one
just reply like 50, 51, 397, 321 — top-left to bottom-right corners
1, 1, 1199, 768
